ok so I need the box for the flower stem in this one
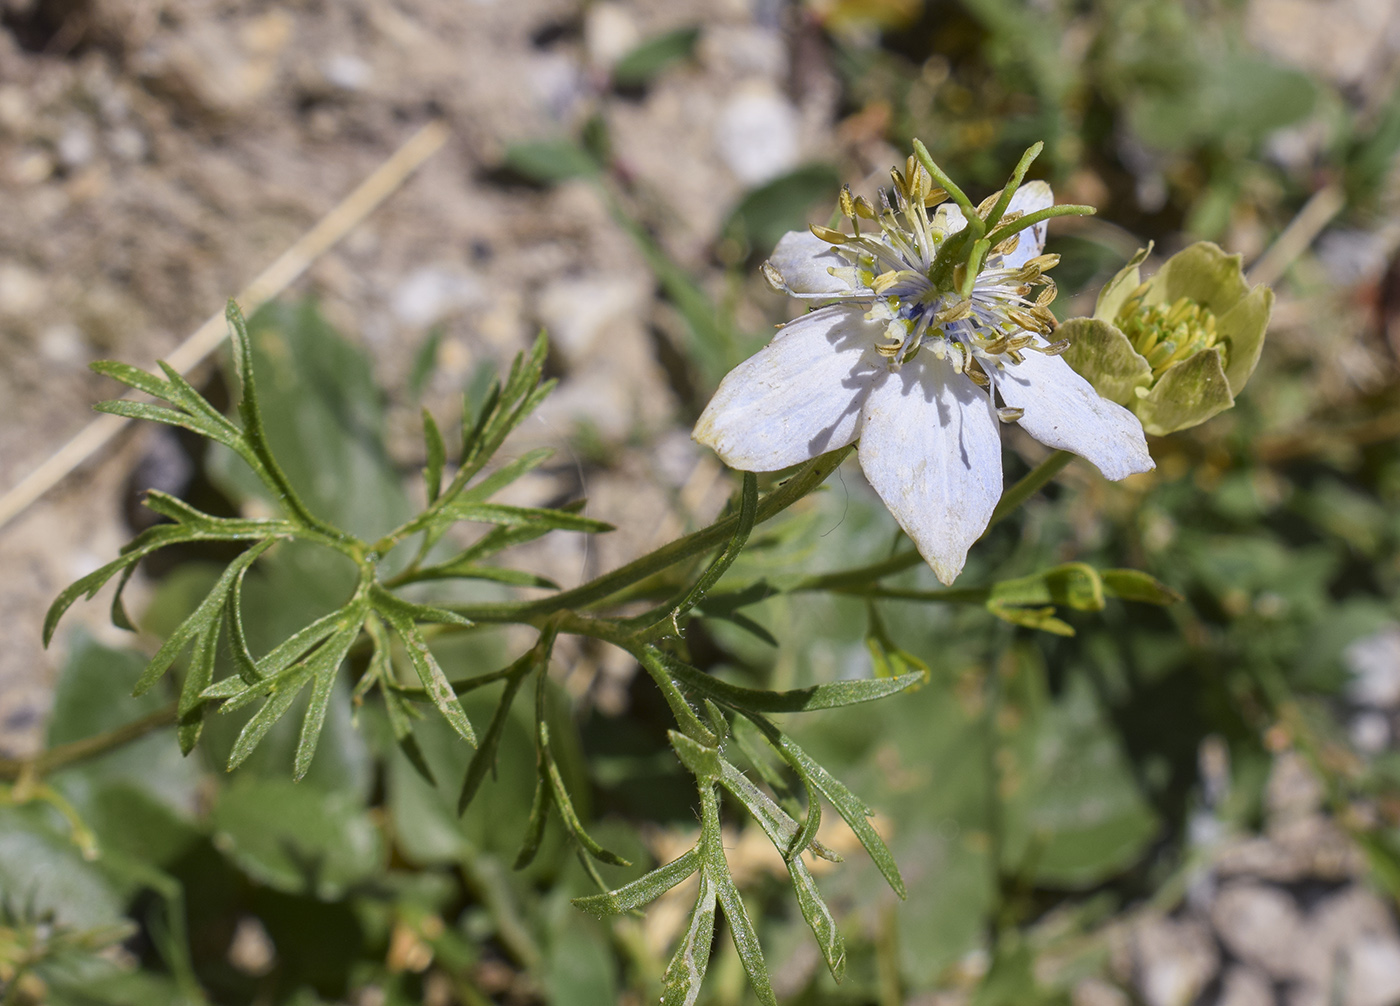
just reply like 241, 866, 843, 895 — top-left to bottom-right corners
448, 447, 854, 623
0, 702, 178, 782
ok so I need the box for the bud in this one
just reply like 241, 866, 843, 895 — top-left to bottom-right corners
1059, 242, 1273, 436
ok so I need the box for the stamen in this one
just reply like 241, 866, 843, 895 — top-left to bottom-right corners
810, 224, 847, 245
997, 407, 1025, 423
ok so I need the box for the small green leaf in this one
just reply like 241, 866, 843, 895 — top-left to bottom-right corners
573, 847, 702, 918
441, 501, 614, 534
95, 399, 241, 451
1101, 569, 1183, 605
658, 648, 924, 713
408, 563, 560, 589
670, 730, 723, 782
987, 602, 1075, 636
294, 658, 341, 781
700, 784, 777, 1006
458, 652, 536, 815
502, 141, 601, 184
459, 447, 556, 503
745, 713, 905, 898
370, 584, 474, 628
865, 603, 931, 681
176, 611, 222, 754
90, 358, 175, 399
226, 664, 315, 771
611, 26, 700, 88
660, 868, 717, 1006
513, 773, 551, 870
383, 686, 435, 786
790, 856, 846, 981
375, 595, 476, 744
543, 723, 631, 867
719, 760, 838, 863
423, 408, 446, 505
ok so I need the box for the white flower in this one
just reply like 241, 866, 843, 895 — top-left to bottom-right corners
693, 164, 1154, 584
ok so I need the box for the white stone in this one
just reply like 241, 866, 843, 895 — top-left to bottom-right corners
391, 264, 485, 329
536, 273, 648, 362
584, 2, 640, 69
57, 122, 95, 169
1210, 883, 1305, 979
1350, 711, 1390, 754
1347, 934, 1400, 1006
38, 323, 86, 364
1345, 624, 1400, 708
322, 53, 372, 91
1133, 917, 1219, 1006
714, 83, 800, 185
1217, 967, 1273, 1006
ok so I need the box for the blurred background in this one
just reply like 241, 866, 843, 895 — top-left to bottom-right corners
4, 0, 1400, 1003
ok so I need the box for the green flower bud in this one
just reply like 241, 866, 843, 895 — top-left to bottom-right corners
1060, 241, 1273, 436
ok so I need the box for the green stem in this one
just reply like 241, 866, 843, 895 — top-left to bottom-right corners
0, 702, 178, 782
793, 449, 1074, 592
448, 447, 853, 623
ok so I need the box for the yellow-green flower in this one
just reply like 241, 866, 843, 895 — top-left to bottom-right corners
1060, 242, 1273, 436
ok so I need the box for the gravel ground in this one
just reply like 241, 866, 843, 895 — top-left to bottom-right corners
4, 1, 1400, 1002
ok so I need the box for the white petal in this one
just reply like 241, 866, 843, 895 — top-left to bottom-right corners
694, 306, 882, 472
767, 230, 856, 296
999, 181, 1053, 269
993, 347, 1154, 481
858, 355, 1003, 585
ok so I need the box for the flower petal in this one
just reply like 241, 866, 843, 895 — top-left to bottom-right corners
993, 346, 1154, 481
858, 354, 1003, 585
767, 231, 858, 297
694, 306, 882, 471
999, 181, 1053, 269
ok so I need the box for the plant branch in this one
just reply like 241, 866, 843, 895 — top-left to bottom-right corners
0, 702, 178, 782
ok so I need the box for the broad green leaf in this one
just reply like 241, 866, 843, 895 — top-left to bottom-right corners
572, 847, 702, 917
611, 26, 699, 87
211, 778, 383, 898
0, 805, 126, 931
724, 164, 843, 255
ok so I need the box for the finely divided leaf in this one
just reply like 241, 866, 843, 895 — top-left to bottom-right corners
373, 591, 475, 744
660, 869, 717, 1006
745, 713, 906, 898
657, 649, 924, 713
572, 847, 702, 918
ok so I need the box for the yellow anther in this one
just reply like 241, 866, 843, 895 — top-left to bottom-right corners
923, 187, 949, 208
993, 233, 1020, 258
810, 224, 848, 245
839, 185, 856, 220
1035, 283, 1058, 308
853, 195, 877, 219
976, 190, 1001, 218
997, 407, 1025, 423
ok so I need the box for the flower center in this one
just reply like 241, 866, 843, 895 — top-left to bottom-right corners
1116, 291, 1223, 378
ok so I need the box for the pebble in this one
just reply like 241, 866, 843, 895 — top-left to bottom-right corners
584, 2, 640, 70
1216, 967, 1273, 1006
322, 53, 372, 91
1132, 917, 1219, 1006
390, 264, 485, 329
1344, 624, 1400, 708
714, 83, 800, 185
1210, 882, 1305, 979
